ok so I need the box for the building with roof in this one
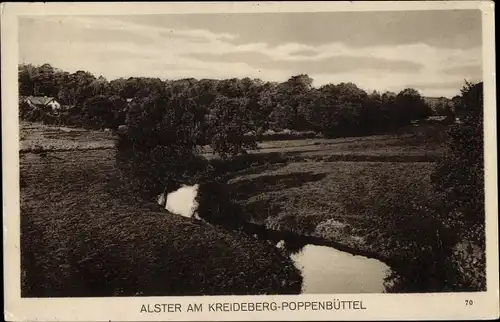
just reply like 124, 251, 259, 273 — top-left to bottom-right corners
24, 96, 61, 111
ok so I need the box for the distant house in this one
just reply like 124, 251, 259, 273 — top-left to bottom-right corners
425, 115, 456, 124
24, 96, 62, 112
426, 116, 447, 122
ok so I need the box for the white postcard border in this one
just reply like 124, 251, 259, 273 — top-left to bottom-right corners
2, 2, 498, 321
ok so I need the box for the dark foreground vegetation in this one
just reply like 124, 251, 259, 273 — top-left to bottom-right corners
20, 148, 302, 297
19, 63, 485, 293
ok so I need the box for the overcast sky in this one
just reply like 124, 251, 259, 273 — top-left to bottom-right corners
19, 10, 482, 97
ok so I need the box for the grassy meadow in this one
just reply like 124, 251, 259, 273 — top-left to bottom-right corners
220, 122, 446, 256
226, 161, 437, 257
20, 122, 116, 152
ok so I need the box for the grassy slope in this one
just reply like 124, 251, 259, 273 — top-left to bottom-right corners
20, 124, 302, 297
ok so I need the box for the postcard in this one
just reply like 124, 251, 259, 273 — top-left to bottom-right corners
2, 1, 498, 321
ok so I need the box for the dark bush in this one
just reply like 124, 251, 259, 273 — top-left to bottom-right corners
116, 145, 205, 200
431, 82, 485, 290
195, 180, 247, 229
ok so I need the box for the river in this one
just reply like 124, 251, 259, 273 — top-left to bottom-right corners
162, 183, 392, 294
286, 243, 391, 293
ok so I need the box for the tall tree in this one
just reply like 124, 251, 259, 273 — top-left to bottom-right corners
306, 82, 368, 137
273, 74, 314, 130
431, 81, 485, 290
18, 64, 36, 96
432, 82, 484, 232
394, 88, 432, 123
61, 70, 97, 106
206, 95, 258, 158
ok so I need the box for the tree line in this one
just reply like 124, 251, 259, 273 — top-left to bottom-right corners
19, 63, 445, 156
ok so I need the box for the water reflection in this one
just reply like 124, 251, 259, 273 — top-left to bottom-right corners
158, 184, 200, 219
287, 243, 391, 294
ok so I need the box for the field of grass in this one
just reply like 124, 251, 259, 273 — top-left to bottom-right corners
20, 125, 302, 296
226, 161, 438, 260
20, 122, 116, 152
204, 123, 445, 163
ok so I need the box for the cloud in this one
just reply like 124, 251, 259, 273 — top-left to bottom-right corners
443, 64, 482, 78
159, 31, 210, 43
20, 15, 238, 45
19, 17, 154, 45
187, 10, 482, 50
404, 80, 468, 91
187, 51, 422, 74
290, 48, 321, 57
158, 28, 237, 42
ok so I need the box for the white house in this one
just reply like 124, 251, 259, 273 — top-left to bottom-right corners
25, 96, 62, 112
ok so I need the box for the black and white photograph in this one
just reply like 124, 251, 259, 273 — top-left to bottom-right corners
3, 1, 499, 321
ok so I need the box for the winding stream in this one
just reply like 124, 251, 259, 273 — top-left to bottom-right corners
161, 183, 393, 294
